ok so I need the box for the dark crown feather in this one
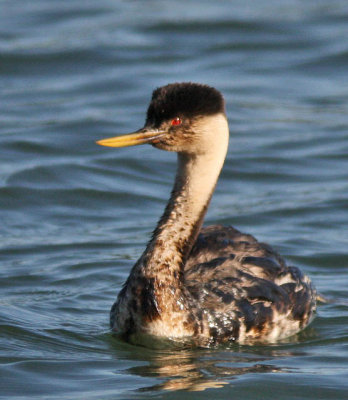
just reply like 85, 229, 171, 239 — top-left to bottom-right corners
146, 82, 225, 127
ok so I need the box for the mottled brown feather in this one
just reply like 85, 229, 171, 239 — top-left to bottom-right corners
106, 83, 317, 347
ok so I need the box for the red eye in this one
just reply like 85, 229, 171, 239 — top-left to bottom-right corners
171, 117, 182, 126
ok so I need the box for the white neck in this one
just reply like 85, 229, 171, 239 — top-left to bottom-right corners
141, 114, 229, 278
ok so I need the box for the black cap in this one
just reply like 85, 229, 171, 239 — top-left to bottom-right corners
146, 82, 225, 127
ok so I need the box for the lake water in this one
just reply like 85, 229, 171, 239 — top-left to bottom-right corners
1, 0, 348, 398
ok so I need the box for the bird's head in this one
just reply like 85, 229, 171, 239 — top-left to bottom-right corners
97, 82, 228, 155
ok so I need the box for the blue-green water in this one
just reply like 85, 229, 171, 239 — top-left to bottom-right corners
1, 1, 348, 398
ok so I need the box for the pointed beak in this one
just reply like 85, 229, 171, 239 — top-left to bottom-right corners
96, 128, 166, 148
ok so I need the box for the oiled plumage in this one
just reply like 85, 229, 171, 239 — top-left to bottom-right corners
100, 82, 317, 347
111, 224, 316, 346
183, 225, 316, 344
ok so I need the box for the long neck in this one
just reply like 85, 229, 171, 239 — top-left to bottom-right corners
140, 116, 229, 279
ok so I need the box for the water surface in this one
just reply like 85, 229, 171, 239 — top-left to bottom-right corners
1, 1, 348, 399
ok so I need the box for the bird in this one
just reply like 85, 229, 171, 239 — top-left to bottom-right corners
97, 82, 317, 347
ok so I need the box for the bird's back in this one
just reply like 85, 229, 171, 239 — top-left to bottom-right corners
184, 225, 317, 344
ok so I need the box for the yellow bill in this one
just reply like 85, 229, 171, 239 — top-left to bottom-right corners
96, 128, 165, 148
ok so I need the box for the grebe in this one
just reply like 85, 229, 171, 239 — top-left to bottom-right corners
97, 82, 316, 346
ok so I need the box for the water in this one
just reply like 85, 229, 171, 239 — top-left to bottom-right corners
1, 0, 348, 398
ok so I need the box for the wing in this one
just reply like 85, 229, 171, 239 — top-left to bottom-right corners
184, 225, 316, 343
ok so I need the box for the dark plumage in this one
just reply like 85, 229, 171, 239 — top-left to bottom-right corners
184, 225, 316, 345
97, 82, 317, 347
146, 82, 225, 127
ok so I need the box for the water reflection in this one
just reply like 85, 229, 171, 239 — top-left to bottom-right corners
132, 350, 285, 391
109, 340, 295, 392
106, 328, 321, 392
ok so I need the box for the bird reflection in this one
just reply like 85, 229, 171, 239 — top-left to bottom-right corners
108, 328, 316, 392
126, 347, 285, 392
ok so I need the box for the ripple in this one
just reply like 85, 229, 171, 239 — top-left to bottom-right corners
1, 0, 348, 398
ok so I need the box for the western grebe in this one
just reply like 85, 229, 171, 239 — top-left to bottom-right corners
97, 82, 316, 346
